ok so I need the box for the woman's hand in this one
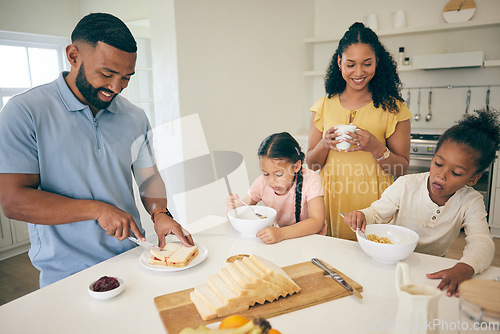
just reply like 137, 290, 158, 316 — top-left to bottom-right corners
256, 226, 284, 244
343, 211, 367, 232
426, 262, 475, 297
321, 126, 345, 151
346, 127, 385, 157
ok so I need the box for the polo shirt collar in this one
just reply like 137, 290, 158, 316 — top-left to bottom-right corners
56, 72, 118, 114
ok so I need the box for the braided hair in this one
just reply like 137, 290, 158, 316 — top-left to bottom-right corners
437, 108, 500, 173
258, 132, 305, 223
325, 22, 403, 113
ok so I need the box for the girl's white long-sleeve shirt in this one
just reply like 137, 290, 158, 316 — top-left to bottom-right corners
360, 172, 494, 274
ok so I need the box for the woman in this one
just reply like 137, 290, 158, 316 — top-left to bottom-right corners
306, 22, 411, 240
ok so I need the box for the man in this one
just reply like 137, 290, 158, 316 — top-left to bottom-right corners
0, 13, 193, 287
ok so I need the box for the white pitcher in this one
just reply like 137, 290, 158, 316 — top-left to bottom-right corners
393, 262, 442, 334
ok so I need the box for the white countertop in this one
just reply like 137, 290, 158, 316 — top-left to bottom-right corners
1, 215, 499, 334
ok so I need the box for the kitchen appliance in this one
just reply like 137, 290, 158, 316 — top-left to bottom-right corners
409, 131, 493, 214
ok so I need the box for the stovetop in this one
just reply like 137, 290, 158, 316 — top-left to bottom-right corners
410, 133, 440, 155
410, 134, 441, 141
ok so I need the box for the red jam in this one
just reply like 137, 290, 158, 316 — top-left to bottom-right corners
92, 276, 120, 292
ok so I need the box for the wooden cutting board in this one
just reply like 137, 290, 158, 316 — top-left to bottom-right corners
154, 260, 363, 333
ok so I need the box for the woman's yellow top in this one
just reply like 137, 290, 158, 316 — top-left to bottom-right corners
310, 95, 411, 240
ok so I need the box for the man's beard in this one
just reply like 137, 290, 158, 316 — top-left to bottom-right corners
75, 63, 116, 110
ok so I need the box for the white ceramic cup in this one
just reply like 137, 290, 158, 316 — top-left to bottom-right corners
335, 124, 357, 151
364, 14, 378, 30
391, 10, 407, 29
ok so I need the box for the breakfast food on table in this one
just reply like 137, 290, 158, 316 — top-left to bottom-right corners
92, 276, 120, 292
367, 234, 393, 244
226, 254, 250, 263
179, 315, 278, 333
190, 254, 301, 320
149, 242, 199, 267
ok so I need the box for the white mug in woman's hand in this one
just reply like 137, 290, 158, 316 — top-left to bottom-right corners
335, 124, 357, 151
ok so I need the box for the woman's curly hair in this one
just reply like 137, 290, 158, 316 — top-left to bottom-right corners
325, 22, 403, 114
437, 108, 500, 172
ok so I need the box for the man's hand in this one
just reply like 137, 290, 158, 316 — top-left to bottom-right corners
154, 213, 194, 248
96, 202, 144, 241
426, 262, 474, 297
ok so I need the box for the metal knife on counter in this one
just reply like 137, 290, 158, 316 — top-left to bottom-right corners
311, 258, 363, 299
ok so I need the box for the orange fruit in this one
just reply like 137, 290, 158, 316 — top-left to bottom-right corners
269, 329, 281, 334
218, 315, 249, 329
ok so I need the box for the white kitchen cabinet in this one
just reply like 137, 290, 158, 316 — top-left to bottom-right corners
0, 210, 13, 248
0, 209, 30, 261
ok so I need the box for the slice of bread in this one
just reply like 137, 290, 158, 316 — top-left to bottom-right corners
218, 267, 262, 305
167, 245, 199, 267
193, 284, 249, 318
190, 290, 217, 321
207, 274, 240, 304
233, 260, 282, 301
249, 254, 301, 293
242, 256, 293, 296
149, 243, 182, 265
189, 254, 301, 321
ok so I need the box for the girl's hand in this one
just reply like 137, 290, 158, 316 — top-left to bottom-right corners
256, 226, 283, 244
346, 127, 385, 156
343, 211, 367, 232
225, 193, 242, 212
321, 126, 344, 151
426, 262, 475, 297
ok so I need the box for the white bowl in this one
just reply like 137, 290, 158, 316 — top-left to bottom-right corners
356, 224, 419, 264
88, 276, 125, 300
227, 206, 277, 237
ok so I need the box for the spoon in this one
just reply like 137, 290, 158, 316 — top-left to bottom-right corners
229, 194, 267, 219
425, 89, 432, 122
414, 89, 421, 121
339, 213, 367, 239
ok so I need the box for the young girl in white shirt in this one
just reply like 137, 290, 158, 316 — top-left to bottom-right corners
226, 132, 326, 244
344, 108, 499, 297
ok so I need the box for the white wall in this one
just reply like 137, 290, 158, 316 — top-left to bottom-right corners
0, 0, 78, 37
311, 0, 500, 133
167, 0, 314, 181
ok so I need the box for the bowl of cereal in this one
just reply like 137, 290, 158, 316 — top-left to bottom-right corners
227, 206, 277, 237
356, 224, 419, 264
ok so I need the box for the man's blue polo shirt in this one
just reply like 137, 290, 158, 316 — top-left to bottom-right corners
0, 72, 155, 287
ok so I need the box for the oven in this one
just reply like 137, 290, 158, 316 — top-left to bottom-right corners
408, 132, 493, 212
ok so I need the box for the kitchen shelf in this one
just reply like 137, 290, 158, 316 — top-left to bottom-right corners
304, 61, 500, 76
304, 17, 500, 44
484, 59, 500, 67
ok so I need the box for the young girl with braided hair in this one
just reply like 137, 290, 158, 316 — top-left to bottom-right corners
226, 132, 326, 244
344, 108, 499, 297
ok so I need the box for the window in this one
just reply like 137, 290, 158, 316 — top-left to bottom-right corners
121, 37, 155, 125
0, 32, 155, 126
0, 31, 69, 111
